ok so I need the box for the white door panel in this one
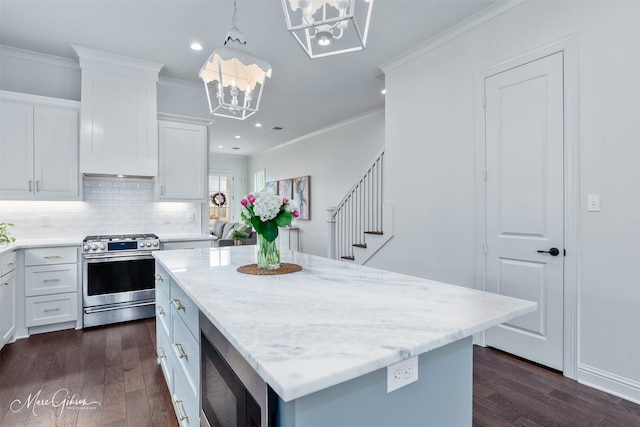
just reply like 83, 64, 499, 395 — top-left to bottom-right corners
485, 52, 564, 370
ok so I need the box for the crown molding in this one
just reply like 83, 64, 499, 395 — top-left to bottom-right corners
0, 45, 79, 69
379, 0, 528, 73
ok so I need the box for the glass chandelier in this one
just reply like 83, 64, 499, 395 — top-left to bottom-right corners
281, 0, 374, 59
199, 0, 272, 120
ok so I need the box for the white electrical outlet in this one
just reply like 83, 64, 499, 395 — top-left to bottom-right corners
188, 213, 195, 223
386, 356, 418, 393
587, 194, 601, 212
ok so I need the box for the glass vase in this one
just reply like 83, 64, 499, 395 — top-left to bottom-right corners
257, 234, 280, 270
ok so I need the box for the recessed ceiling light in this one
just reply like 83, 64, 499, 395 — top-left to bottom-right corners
190, 42, 203, 51
217, 145, 224, 148
381, 89, 386, 95
234, 135, 241, 139
254, 123, 262, 128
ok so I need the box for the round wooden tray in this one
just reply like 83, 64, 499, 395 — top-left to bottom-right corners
237, 263, 302, 275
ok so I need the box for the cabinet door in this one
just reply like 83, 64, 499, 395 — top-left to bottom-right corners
1, 270, 16, 347
34, 106, 80, 199
0, 101, 34, 199
158, 121, 207, 201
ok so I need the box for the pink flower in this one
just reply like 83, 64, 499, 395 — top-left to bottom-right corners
240, 198, 248, 206
282, 197, 288, 204
293, 209, 300, 218
247, 193, 256, 204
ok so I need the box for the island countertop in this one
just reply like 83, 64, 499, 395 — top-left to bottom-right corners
153, 246, 536, 402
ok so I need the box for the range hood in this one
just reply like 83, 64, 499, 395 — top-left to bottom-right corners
73, 45, 164, 178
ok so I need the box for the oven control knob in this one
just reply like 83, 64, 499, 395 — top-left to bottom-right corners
146, 242, 152, 247
99, 244, 106, 250
91, 244, 98, 251
83, 245, 89, 251
152, 241, 159, 247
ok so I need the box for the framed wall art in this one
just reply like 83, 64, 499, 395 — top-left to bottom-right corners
292, 176, 310, 220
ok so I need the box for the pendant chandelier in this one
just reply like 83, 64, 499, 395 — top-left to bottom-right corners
199, 0, 272, 120
281, 0, 374, 59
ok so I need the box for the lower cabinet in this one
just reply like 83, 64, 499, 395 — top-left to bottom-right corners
155, 262, 200, 426
24, 246, 79, 330
1, 251, 17, 349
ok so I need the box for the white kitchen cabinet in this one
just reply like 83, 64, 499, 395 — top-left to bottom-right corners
0, 251, 17, 349
155, 262, 200, 426
74, 45, 164, 177
158, 118, 209, 201
23, 246, 79, 330
0, 91, 80, 200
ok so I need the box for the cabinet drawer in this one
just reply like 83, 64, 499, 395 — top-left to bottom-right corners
25, 247, 77, 266
172, 360, 199, 426
156, 285, 171, 339
25, 264, 78, 296
1, 252, 17, 275
172, 313, 200, 397
26, 292, 78, 326
155, 264, 171, 300
170, 282, 199, 341
156, 319, 173, 390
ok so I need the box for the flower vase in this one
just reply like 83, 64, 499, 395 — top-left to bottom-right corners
257, 234, 280, 270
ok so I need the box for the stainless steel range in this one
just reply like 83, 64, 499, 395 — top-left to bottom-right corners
82, 233, 160, 327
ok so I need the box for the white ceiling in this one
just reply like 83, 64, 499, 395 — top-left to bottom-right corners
0, 0, 498, 155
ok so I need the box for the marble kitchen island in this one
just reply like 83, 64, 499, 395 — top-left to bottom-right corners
153, 246, 536, 426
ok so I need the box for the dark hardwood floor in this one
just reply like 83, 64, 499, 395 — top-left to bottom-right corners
1, 319, 639, 426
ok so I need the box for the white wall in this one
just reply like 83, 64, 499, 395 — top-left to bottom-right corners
248, 109, 385, 257
374, 0, 640, 403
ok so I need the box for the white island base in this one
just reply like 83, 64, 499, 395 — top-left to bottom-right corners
153, 247, 535, 427
277, 336, 472, 427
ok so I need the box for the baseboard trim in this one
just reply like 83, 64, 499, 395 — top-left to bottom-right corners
578, 363, 640, 405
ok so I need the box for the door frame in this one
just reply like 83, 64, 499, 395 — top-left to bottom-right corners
473, 35, 580, 380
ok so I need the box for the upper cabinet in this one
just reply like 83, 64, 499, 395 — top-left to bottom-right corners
157, 115, 210, 202
73, 45, 164, 178
0, 91, 80, 201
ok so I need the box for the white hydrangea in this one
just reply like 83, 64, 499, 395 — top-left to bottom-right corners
252, 192, 283, 222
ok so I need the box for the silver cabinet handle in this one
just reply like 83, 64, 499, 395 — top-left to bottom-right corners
1, 281, 8, 286
174, 399, 188, 421
161, 185, 165, 195
28, 180, 32, 192
154, 273, 163, 281
157, 306, 165, 316
7, 260, 16, 266
44, 307, 60, 313
171, 299, 185, 311
43, 255, 62, 259
157, 346, 166, 359
36, 180, 40, 192
173, 343, 187, 359
43, 278, 60, 283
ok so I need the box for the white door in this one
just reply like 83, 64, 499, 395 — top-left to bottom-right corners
484, 52, 564, 371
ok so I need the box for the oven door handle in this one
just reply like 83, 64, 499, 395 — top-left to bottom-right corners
84, 301, 155, 314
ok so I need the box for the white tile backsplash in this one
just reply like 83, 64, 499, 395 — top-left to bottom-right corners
0, 176, 202, 240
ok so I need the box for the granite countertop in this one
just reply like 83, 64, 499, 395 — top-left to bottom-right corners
0, 237, 81, 257
153, 246, 536, 402
157, 234, 216, 243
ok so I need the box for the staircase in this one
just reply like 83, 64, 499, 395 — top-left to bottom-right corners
327, 150, 393, 265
